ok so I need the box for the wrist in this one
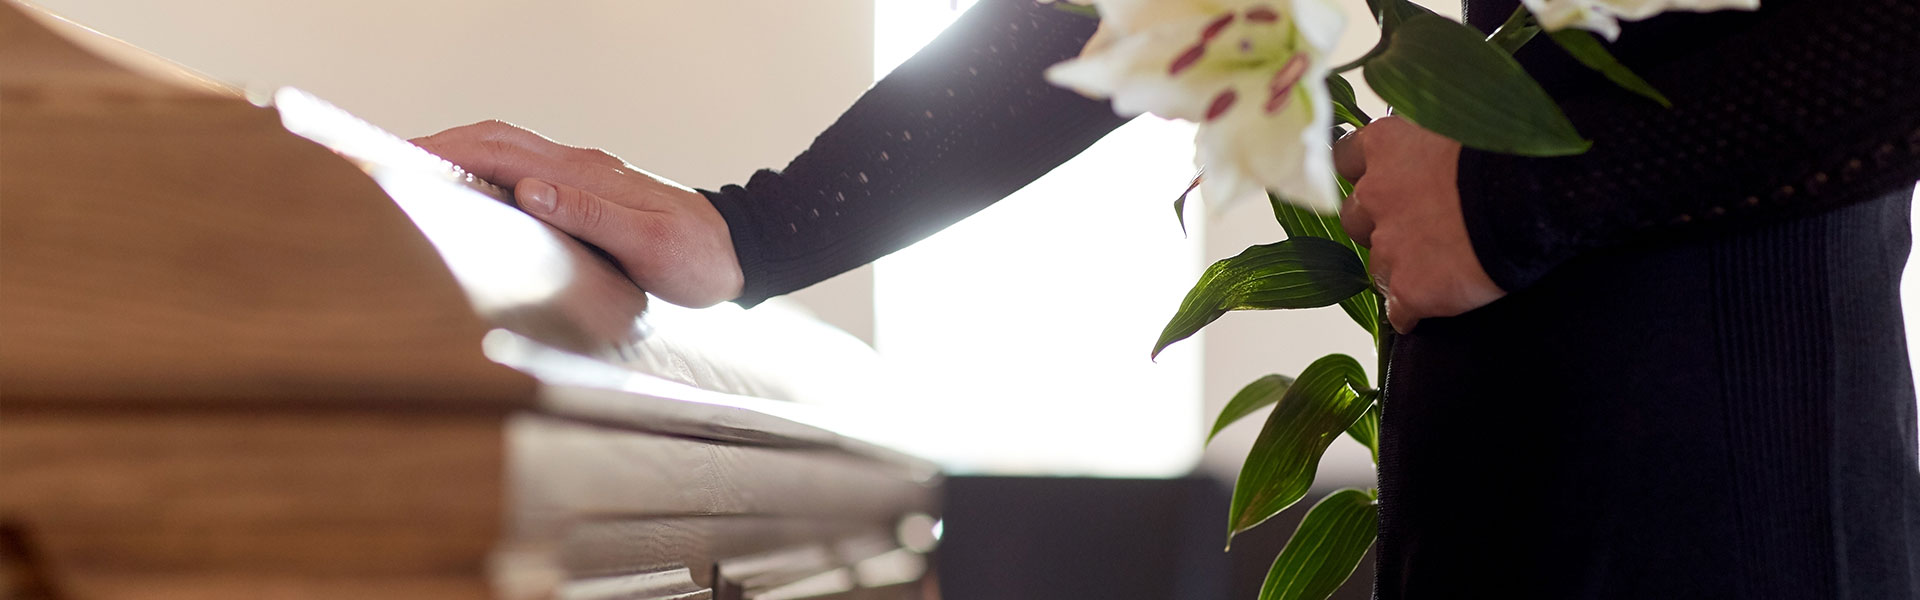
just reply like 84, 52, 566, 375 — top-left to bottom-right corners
696, 186, 763, 307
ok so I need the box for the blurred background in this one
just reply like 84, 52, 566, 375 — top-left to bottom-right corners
27, 0, 1920, 598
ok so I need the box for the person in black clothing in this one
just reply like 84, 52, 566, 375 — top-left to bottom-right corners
415, 0, 1920, 596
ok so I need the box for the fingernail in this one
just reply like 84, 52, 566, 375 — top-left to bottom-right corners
519, 179, 555, 213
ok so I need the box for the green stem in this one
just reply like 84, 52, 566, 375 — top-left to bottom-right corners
1372, 290, 1390, 377
1370, 294, 1392, 465
1331, 43, 1385, 75
1374, 302, 1392, 391
1375, 332, 1393, 392
1486, 4, 1540, 54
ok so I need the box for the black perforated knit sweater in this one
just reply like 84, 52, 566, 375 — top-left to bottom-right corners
700, 0, 1920, 596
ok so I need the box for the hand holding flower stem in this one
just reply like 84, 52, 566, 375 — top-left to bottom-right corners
1047, 0, 1759, 597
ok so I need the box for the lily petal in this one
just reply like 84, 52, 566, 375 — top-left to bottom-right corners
1047, 16, 1240, 120
1197, 70, 1338, 214
1050, 0, 1345, 216
1525, 0, 1759, 40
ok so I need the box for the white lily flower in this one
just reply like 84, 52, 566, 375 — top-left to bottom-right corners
1523, 0, 1759, 40
1046, 0, 1346, 214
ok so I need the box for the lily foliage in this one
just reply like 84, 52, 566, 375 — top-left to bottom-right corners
1044, 0, 1757, 598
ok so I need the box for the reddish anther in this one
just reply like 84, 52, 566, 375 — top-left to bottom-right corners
1264, 88, 1291, 113
1245, 6, 1280, 22
1207, 89, 1240, 121
1202, 13, 1237, 40
1265, 53, 1308, 114
1169, 43, 1206, 76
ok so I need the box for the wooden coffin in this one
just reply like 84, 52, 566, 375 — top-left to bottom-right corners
0, 3, 941, 598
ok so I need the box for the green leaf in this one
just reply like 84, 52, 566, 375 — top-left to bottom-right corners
1332, 105, 1366, 131
1257, 488, 1379, 600
1326, 74, 1371, 128
1549, 29, 1672, 108
1174, 172, 1203, 237
1485, 4, 1540, 54
1344, 392, 1380, 465
1268, 195, 1367, 265
1209, 374, 1295, 445
1269, 193, 1378, 338
1229, 354, 1371, 541
1363, 13, 1591, 156
1377, 0, 1432, 31
1050, 2, 1098, 18
1335, 0, 1435, 74
1152, 238, 1370, 359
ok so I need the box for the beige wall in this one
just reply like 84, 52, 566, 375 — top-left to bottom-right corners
28, 0, 881, 342
21, 0, 1407, 483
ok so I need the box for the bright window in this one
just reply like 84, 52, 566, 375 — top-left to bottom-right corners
870, 0, 1205, 477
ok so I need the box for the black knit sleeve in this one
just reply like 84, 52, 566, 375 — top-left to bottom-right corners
700, 0, 1129, 307
1457, 0, 1920, 293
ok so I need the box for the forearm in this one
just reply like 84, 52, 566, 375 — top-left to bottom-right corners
703, 0, 1130, 307
1458, 0, 1920, 291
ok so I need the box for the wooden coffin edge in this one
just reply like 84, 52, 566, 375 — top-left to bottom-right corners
0, 392, 944, 600
0, 0, 234, 101
0, 0, 538, 410
0, 408, 513, 600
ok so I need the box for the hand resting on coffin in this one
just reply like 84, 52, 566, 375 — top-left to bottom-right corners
412, 120, 743, 308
